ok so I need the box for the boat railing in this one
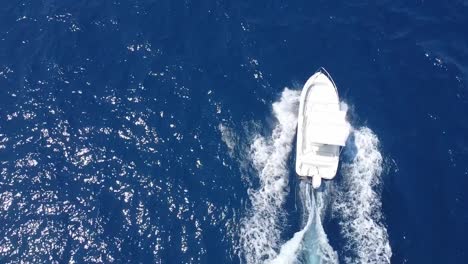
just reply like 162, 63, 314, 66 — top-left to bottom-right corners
318, 67, 339, 98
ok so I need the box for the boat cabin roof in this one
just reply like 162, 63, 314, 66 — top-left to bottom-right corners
306, 110, 350, 146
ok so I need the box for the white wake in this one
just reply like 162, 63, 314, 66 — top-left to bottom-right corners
332, 127, 392, 263
271, 182, 338, 264
235, 88, 391, 264
239, 88, 301, 263
239, 88, 338, 264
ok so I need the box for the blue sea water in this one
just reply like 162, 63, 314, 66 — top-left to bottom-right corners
1, 0, 468, 263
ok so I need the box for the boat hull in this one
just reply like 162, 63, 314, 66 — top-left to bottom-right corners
296, 69, 344, 188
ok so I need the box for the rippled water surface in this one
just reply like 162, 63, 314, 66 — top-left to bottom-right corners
1, 1, 467, 263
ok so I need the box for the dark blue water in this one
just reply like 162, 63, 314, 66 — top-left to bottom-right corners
1, 1, 467, 263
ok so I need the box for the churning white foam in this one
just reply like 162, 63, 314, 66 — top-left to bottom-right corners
236, 88, 391, 264
271, 182, 338, 264
239, 88, 300, 263
239, 88, 338, 264
333, 127, 392, 263
270, 183, 314, 264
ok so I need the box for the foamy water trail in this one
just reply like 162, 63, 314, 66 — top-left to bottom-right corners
239, 88, 300, 263
236, 88, 390, 264
272, 182, 338, 264
333, 127, 392, 263
239, 88, 337, 264
270, 183, 314, 264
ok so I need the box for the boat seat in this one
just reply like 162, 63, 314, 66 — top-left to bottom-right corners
302, 153, 338, 167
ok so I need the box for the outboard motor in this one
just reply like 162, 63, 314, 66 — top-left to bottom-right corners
312, 175, 321, 189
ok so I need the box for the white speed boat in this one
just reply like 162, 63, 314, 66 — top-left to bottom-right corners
296, 68, 350, 189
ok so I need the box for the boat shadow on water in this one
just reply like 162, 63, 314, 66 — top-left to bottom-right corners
341, 131, 358, 162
